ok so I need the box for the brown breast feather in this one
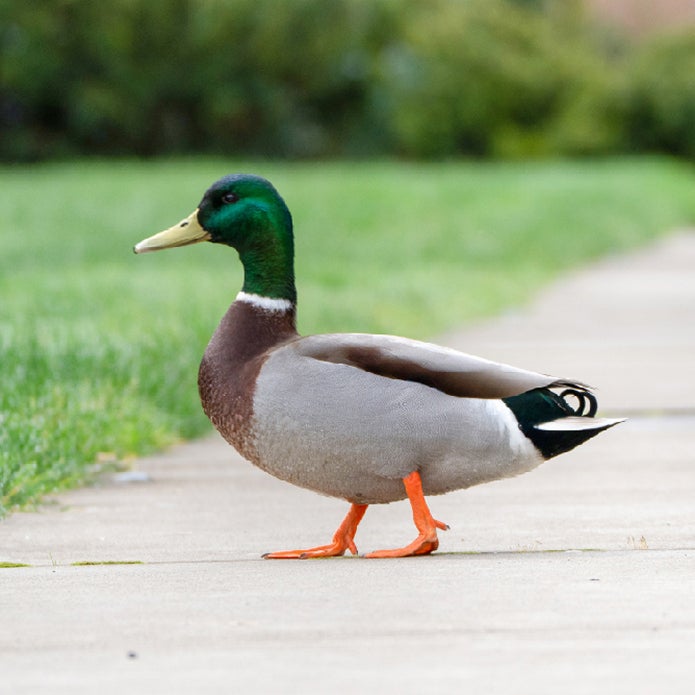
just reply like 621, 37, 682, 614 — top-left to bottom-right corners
198, 300, 298, 463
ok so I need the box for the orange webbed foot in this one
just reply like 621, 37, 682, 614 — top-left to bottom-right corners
364, 534, 439, 559
365, 471, 448, 559
263, 542, 352, 560
263, 503, 368, 560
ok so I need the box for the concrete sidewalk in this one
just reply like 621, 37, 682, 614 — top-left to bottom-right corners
2, 233, 694, 694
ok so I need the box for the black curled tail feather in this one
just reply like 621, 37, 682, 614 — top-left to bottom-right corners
503, 386, 604, 460
558, 388, 597, 417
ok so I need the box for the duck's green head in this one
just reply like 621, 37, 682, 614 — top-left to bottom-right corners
134, 174, 296, 302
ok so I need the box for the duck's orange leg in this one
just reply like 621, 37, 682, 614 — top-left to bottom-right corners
263, 503, 368, 559
365, 471, 448, 559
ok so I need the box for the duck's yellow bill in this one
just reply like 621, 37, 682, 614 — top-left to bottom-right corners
133, 209, 210, 253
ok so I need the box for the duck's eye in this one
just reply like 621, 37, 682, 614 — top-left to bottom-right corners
221, 192, 239, 204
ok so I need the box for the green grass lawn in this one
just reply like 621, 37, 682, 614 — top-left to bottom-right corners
2, 157, 695, 514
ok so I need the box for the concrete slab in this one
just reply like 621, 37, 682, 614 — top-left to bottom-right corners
2, 232, 694, 694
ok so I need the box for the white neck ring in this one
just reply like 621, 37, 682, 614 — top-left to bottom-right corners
235, 291, 294, 313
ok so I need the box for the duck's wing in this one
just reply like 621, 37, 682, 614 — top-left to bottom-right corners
293, 333, 588, 399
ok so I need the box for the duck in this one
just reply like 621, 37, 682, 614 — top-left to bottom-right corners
134, 173, 623, 559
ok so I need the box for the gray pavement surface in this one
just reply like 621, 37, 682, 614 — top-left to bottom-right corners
2, 232, 695, 694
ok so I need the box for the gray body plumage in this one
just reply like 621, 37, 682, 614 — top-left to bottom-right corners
251, 333, 548, 504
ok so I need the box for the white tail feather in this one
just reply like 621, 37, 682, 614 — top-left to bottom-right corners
535, 416, 626, 432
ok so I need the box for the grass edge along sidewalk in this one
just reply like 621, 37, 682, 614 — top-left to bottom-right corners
2, 157, 695, 514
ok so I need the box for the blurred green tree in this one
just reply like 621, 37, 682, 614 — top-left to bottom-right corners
0, 0, 693, 160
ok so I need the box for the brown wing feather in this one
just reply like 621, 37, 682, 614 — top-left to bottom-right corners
293, 333, 589, 399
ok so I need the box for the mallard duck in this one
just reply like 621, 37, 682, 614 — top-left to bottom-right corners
134, 174, 623, 559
